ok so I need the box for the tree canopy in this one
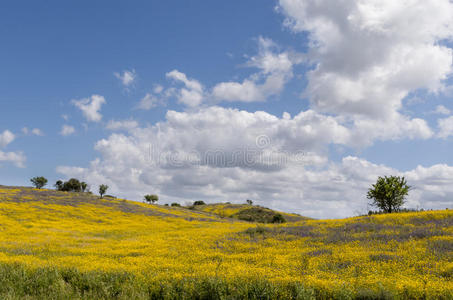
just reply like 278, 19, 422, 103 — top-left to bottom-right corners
367, 176, 410, 213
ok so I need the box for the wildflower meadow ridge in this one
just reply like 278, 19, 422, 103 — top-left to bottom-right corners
0, 185, 451, 299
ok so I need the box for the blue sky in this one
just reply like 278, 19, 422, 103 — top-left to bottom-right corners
1, 0, 453, 218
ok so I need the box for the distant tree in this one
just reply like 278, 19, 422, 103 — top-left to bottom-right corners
246, 199, 253, 205
30, 176, 47, 189
55, 180, 63, 191
193, 200, 206, 206
171, 202, 181, 207
62, 178, 82, 192
99, 184, 108, 198
144, 194, 158, 204
81, 182, 88, 192
367, 176, 411, 213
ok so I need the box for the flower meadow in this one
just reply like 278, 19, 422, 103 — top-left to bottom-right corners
0, 186, 451, 299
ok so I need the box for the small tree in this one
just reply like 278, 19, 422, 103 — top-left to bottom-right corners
99, 184, 108, 198
367, 176, 410, 213
81, 182, 88, 192
144, 194, 159, 204
193, 200, 206, 206
30, 176, 47, 189
55, 180, 63, 191
246, 199, 253, 205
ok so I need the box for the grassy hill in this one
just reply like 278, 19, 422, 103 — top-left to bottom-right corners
0, 185, 451, 299
188, 203, 309, 223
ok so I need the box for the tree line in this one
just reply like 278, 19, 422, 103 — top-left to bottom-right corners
30, 175, 413, 214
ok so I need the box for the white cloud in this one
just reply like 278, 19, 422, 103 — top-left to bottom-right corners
136, 93, 161, 110
31, 128, 44, 136
278, 0, 453, 118
60, 125, 76, 136
114, 69, 136, 87
0, 130, 25, 168
433, 105, 451, 115
0, 130, 15, 148
72, 95, 106, 122
437, 116, 453, 139
153, 84, 164, 94
105, 119, 139, 131
166, 70, 204, 107
212, 37, 302, 102
0, 150, 25, 168
22, 127, 44, 136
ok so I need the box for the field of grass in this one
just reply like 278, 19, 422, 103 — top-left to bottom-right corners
0, 185, 451, 299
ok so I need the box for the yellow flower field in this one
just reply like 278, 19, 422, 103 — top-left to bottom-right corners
0, 186, 451, 299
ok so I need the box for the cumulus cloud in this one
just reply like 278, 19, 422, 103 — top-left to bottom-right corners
149, 37, 303, 107
278, 0, 453, 118
60, 125, 76, 136
114, 69, 136, 87
212, 37, 302, 102
136, 93, 161, 110
437, 116, 453, 139
0, 151, 25, 168
105, 119, 139, 131
166, 70, 204, 107
0, 130, 15, 148
72, 95, 106, 122
0, 130, 25, 167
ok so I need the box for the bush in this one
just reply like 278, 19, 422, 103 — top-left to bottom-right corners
171, 203, 181, 207
272, 213, 286, 223
193, 200, 206, 206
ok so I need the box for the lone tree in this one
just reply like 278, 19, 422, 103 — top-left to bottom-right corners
30, 177, 47, 189
144, 194, 159, 204
99, 184, 108, 198
246, 199, 253, 205
367, 176, 410, 213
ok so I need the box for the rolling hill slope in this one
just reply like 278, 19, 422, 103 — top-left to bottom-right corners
0, 185, 451, 299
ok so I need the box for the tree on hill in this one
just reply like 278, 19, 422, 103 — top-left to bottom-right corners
55, 179, 84, 192
144, 194, 158, 204
246, 199, 253, 205
30, 177, 47, 189
81, 182, 88, 192
54, 180, 63, 191
193, 200, 206, 206
367, 176, 411, 213
99, 185, 108, 198
63, 178, 82, 192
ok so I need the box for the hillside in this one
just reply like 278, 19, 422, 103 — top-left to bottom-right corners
188, 203, 309, 223
0, 185, 452, 299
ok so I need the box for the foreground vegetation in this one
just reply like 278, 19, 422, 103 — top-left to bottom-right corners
0, 186, 451, 299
